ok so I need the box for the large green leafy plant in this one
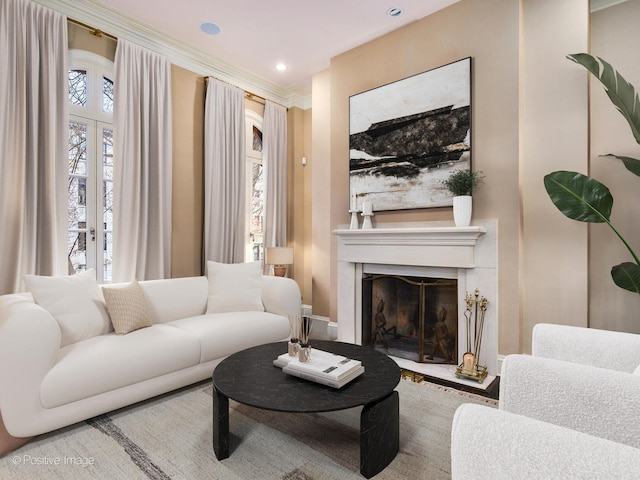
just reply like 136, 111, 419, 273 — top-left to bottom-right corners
544, 53, 640, 295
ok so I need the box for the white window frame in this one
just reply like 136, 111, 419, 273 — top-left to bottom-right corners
67, 50, 114, 282
245, 109, 264, 263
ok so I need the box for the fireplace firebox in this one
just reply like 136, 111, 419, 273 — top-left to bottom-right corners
362, 274, 458, 364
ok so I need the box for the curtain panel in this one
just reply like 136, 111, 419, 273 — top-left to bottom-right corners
263, 101, 288, 249
113, 40, 172, 282
0, 0, 68, 294
203, 78, 246, 265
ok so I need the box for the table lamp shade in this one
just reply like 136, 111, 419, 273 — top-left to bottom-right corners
265, 247, 293, 266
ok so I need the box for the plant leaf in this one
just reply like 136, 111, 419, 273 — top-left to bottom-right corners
568, 53, 640, 146
602, 154, 640, 177
543, 171, 613, 223
611, 262, 640, 294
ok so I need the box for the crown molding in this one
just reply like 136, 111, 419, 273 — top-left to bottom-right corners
35, 0, 311, 109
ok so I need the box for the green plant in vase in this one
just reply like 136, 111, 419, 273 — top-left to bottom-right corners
544, 53, 640, 295
442, 169, 485, 197
442, 169, 484, 227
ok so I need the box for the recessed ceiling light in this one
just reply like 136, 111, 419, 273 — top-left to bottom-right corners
387, 7, 403, 18
275, 63, 287, 71
200, 22, 221, 36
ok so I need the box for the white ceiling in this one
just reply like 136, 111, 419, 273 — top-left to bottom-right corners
41, 0, 623, 107
84, 0, 461, 92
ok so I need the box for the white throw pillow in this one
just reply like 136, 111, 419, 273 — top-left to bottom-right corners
206, 261, 264, 314
102, 279, 152, 335
634, 364, 640, 376
24, 269, 112, 347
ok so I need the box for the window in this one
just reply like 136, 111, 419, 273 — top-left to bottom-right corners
245, 110, 264, 263
67, 51, 114, 283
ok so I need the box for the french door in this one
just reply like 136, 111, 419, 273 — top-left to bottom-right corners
67, 116, 113, 282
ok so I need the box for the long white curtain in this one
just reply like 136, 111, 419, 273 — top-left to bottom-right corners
113, 40, 172, 282
0, 0, 68, 294
263, 101, 288, 249
203, 78, 246, 265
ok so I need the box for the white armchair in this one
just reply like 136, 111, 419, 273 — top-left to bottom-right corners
451, 323, 640, 479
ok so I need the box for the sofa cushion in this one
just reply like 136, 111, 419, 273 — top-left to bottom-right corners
206, 261, 264, 314
102, 280, 152, 334
169, 311, 290, 363
138, 276, 208, 324
24, 269, 111, 347
634, 364, 640, 376
40, 324, 201, 408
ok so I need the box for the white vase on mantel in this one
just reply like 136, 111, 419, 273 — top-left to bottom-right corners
453, 195, 472, 227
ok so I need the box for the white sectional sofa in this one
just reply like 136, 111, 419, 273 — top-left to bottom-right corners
451, 323, 640, 479
0, 267, 300, 456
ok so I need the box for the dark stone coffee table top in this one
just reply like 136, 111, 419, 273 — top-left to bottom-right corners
213, 340, 401, 413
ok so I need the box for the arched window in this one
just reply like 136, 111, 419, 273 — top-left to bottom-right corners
245, 109, 264, 263
67, 50, 114, 282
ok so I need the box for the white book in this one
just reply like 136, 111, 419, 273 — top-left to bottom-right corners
282, 364, 365, 389
273, 348, 359, 376
285, 352, 362, 381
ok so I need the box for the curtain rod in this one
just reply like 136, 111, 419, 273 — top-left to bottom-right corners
68, 18, 117, 41
205, 76, 275, 107
68, 19, 286, 110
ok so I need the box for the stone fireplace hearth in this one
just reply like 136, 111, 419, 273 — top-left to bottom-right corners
333, 220, 498, 386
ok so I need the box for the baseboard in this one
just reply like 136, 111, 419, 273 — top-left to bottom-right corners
496, 354, 505, 374
306, 313, 337, 340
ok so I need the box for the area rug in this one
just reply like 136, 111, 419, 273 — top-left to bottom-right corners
0, 378, 496, 480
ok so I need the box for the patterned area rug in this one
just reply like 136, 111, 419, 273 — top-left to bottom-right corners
0, 378, 496, 480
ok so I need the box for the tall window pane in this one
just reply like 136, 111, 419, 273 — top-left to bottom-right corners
102, 128, 114, 281
250, 162, 264, 262
68, 121, 88, 274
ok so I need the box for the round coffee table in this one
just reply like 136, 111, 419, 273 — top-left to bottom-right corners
212, 340, 401, 478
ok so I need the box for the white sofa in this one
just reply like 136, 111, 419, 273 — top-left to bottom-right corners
0, 273, 300, 455
451, 323, 640, 479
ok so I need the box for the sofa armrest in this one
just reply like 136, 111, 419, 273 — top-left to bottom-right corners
0, 295, 61, 436
500, 354, 640, 449
261, 276, 301, 318
451, 404, 640, 480
532, 323, 640, 372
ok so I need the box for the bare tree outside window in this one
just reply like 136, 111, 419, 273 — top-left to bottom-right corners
68, 69, 87, 106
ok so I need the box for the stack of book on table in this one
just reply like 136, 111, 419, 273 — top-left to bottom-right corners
273, 348, 365, 389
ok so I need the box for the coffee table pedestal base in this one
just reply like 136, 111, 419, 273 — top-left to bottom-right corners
360, 390, 400, 478
213, 387, 399, 478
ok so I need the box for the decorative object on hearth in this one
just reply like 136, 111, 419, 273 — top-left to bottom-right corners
456, 288, 489, 383
350, 194, 360, 229
441, 169, 485, 227
361, 200, 374, 229
349, 57, 472, 211
288, 314, 300, 356
298, 316, 314, 363
265, 247, 293, 277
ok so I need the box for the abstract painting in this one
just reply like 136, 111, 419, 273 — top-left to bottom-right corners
349, 57, 471, 211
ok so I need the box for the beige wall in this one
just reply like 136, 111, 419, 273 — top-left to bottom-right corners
520, 0, 590, 349
311, 70, 333, 316
170, 66, 205, 278
68, 22, 116, 59
309, 0, 594, 355
590, 0, 640, 334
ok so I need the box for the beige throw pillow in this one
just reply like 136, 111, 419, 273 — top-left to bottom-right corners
206, 261, 264, 314
24, 269, 111, 347
102, 280, 152, 335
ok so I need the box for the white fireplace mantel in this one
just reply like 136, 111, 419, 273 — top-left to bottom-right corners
333, 226, 486, 269
333, 220, 498, 377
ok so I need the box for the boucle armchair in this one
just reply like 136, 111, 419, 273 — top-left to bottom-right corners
451, 323, 640, 479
